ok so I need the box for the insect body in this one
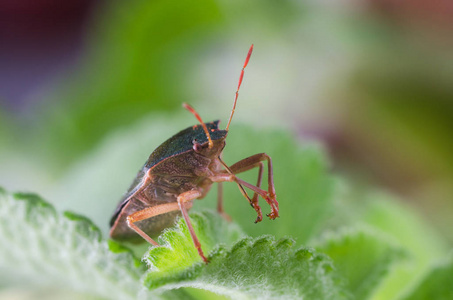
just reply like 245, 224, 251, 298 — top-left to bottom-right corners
109, 45, 279, 263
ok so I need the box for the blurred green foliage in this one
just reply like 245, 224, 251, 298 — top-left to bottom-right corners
0, 0, 452, 299
402, 254, 453, 300
350, 44, 453, 181
37, 0, 223, 169
0, 188, 144, 298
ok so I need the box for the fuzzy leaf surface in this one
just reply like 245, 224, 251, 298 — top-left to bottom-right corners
143, 212, 350, 299
0, 188, 145, 299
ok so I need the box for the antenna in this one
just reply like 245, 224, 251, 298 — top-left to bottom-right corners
226, 44, 254, 132
183, 103, 214, 149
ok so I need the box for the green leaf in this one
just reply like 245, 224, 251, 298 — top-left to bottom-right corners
315, 226, 406, 300
402, 253, 453, 300
144, 211, 243, 289
357, 193, 449, 300
326, 187, 450, 300
0, 187, 145, 299
143, 211, 350, 299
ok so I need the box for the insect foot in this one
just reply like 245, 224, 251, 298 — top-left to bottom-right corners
196, 246, 209, 264
251, 197, 263, 224
254, 212, 263, 224
265, 194, 279, 220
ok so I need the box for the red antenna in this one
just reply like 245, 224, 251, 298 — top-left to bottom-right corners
183, 103, 214, 149
226, 44, 254, 132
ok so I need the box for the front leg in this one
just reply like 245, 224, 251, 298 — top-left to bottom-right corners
211, 172, 263, 223
212, 153, 279, 223
228, 153, 278, 219
229, 153, 276, 205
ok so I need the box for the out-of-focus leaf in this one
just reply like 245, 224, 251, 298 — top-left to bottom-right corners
342, 44, 453, 244
355, 193, 448, 300
401, 254, 453, 300
315, 226, 406, 300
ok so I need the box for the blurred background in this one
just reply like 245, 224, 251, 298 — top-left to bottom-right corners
0, 0, 452, 251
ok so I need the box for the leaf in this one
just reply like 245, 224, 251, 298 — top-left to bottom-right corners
315, 226, 406, 300
0, 187, 145, 299
143, 211, 350, 299
326, 187, 450, 300
357, 193, 449, 300
401, 253, 453, 300
144, 210, 244, 289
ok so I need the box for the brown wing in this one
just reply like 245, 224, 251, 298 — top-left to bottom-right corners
109, 165, 189, 242
109, 165, 148, 227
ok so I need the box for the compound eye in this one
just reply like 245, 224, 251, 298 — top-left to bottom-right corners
192, 140, 202, 152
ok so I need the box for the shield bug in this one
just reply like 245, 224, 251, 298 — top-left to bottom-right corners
109, 44, 278, 263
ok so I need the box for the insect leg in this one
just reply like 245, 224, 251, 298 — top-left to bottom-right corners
230, 162, 264, 222
229, 153, 276, 203
217, 153, 279, 220
210, 170, 263, 223
126, 201, 191, 246
231, 161, 264, 212
176, 190, 209, 263
217, 182, 232, 221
